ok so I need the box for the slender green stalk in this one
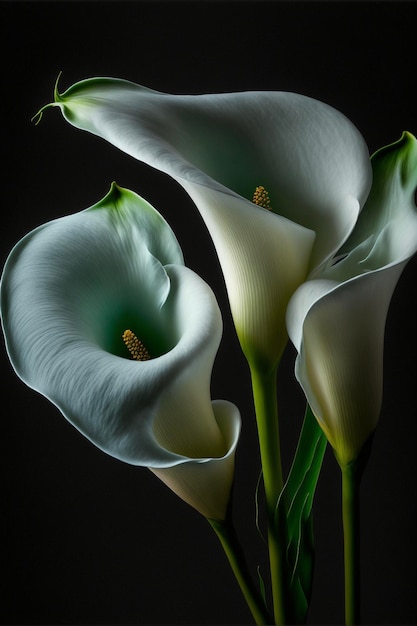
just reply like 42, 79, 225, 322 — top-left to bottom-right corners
208, 517, 272, 625
341, 462, 361, 626
250, 364, 289, 625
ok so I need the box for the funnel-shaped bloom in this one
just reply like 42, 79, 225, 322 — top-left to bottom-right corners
38, 78, 372, 370
287, 132, 417, 467
1, 184, 240, 520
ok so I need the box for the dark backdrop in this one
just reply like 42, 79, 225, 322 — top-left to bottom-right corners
1, 1, 417, 624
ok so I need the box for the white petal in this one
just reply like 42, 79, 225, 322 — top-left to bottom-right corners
151, 400, 241, 520
1, 186, 237, 472
52, 78, 371, 269
291, 266, 404, 466
287, 132, 417, 465
181, 183, 315, 367
45, 79, 372, 368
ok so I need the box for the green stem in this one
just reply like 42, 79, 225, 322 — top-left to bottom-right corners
250, 364, 289, 625
341, 462, 361, 626
208, 517, 272, 625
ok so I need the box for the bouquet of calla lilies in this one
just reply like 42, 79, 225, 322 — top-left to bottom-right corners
2, 75, 417, 625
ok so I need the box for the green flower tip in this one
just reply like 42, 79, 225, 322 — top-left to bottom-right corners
397, 131, 417, 186
90, 182, 132, 212
108, 180, 123, 196
31, 71, 63, 125
402, 130, 416, 142
370, 130, 417, 192
371, 129, 416, 161
102, 180, 123, 201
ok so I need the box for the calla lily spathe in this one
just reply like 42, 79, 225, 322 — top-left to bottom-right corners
37, 77, 372, 370
287, 132, 417, 467
1, 183, 241, 521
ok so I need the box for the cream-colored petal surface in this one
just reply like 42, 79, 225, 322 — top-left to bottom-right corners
151, 400, 241, 520
287, 132, 417, 466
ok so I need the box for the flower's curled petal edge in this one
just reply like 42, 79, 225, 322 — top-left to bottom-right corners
151, 399, 241, 520
288, 263, 406, 466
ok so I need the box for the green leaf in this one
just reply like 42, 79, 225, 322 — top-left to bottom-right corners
275, 405, 327, 623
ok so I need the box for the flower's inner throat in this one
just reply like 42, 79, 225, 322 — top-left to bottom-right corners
122, 329, 151, 361
252, 185, 272, 210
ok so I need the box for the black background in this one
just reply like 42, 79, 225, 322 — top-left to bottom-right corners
1, 1, 417, 624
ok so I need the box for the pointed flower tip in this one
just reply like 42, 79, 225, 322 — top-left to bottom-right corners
54, 70, 64, 102
31, 102, 57, 126
400, 131, 417, 166
92, 181, 125, 211
108, 180, 124, 199
110, 180, 124, 195
31, 73, 64, 126
402, 130, 416, 141
372, 129, 417, 160
395, 130, 417, 153
367, 129, 417, 197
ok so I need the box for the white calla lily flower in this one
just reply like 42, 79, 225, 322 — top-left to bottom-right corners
1, 183, 240, 521
287, 132, 417, 467
37, 77, 372, 370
